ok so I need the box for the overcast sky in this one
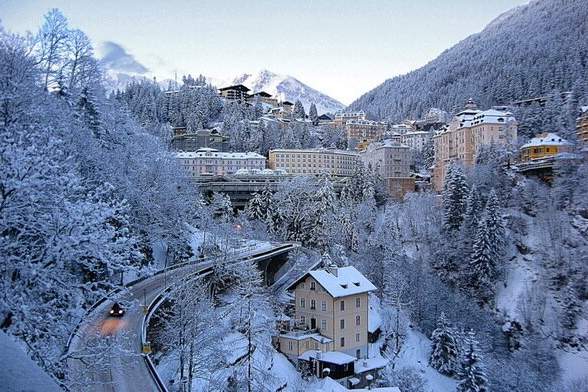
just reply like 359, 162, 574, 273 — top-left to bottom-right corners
1, 0, 529, 104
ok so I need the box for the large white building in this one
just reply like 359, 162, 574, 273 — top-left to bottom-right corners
401, 131, 432, 152
177, 148, 266, 177
268, 148, 361, 177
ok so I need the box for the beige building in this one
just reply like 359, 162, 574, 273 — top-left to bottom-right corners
276, 265, 376, 362
361, 140, 415, 199
333, 111, 367, 127
577, 106, 588, 145
345, 119, 387, 151
432, 100, 518, 191
176, 148, 266, 177
268, 148, 360, 177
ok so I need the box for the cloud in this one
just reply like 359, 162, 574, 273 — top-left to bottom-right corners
100, 41, 148, 74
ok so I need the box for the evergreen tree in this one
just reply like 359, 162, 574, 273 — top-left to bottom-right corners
76, 86, 102, 137
484, 189, 505, 255
309, 102, 319, 125
442, 165, 469, 232
309, 175, 337, 250
469, 212, 496, 303
429, 312, 460, 376
457, 331, 488, 392
293, 99, 305, 119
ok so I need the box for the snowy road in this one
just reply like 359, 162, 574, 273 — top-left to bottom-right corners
67, 241, 298, 392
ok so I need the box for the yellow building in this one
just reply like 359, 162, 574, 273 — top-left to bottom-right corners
432, 100, 518, 191
275, 265, 376, 363
577, 106, 588, 145
519, 133, 573, 162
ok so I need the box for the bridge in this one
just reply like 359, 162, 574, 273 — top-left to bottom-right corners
66, 241, 300, 392
190, 174, 346, 208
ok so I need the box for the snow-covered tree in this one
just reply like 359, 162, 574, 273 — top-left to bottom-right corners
442, 164, 469, 232
468, 212, 497, 303
292, 99, 305, 119
309, 102, 318, 125
457, 330, 488, 392
429, 312, 460, 376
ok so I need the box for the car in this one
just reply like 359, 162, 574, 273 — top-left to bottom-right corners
109, 302, 125, 318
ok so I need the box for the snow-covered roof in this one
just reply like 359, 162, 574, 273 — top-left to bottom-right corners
520, 133, 572, 149
280, 331, 333, 344
368, 304, 381, 333
176, 149, 266, 160
354, 355, 388, 373
580, 105, 588, 113
269, 148, 360, 157
293, 266, 377, 298
298, 350, 356, 365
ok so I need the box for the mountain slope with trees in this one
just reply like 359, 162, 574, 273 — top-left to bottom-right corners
348, 0, 588, 131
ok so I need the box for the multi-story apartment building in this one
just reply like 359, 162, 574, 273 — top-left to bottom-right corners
400, 131, 432, 152
361, 140, 414, 199
577, 106, 588, 145
248, 90, 279, 107
333, 111, 367, 127
218, 84, 250, 101
170, 127, 229, 152
176, 148, 266, 177
432, 100, 518, 191
268, 148, 360, 177
345, 119, 387, 151
276, 265, 376, 367
519, 133, 573, 162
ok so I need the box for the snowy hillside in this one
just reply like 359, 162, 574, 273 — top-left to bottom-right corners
228, 69, 345, 114
348, 0, 588, 120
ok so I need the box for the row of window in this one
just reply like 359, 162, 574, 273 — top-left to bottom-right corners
300, 297, 361, 311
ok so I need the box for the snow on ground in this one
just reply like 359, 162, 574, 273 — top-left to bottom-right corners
395, 328, 458, 392
495, 259, 536, 319
0, 332, 62, 392
557, 349, 588, 384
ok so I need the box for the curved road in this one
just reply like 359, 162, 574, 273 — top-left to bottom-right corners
67, 242, 298, 392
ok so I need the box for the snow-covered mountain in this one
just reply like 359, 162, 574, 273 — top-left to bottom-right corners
221, 69, 345, 115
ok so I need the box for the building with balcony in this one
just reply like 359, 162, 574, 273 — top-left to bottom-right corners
274, 264, 377, 379
218, 84, 250, 101
345, 120, 387, 151
519, 133, 573, 162
176, 148, 266, 177
268, 148, 360, 177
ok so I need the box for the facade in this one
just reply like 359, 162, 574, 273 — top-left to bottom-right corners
432, 100, 518, 191
345, 120, 387, 151
170, 127, 229, 152
361, 140, 414, 199
519, 133, 573, 162
577, 106, 588, 145
176, 148, 266, 177
268, 149, 361, 177
248, 91, 278, 107
276, 265, 377, 366
218, 84, 250, 101
333, 111, 367, 127
400, 131, 432, 152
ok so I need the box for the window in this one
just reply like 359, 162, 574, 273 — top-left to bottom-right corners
340, 337, 345, 347
311, 300, 316, 310
340, 301, 345, 311
321, 301, 327, 311
356, 333, 360, 342
340, 319, 345, 329
356, 349, 361, 359
300, 298, 305, 308
356, 315, 361, 326
321, 320, 327, 331
356, 297, 361, 308
310, 281, 316, 290
288, 341, 293, 351
301, 316, 306, 324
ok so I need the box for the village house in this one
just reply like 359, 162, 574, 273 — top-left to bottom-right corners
274, 264, 377, 379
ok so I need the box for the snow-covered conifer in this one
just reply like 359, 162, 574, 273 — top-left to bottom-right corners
430, 312, 460, 376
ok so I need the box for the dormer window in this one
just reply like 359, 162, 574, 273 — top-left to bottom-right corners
340, 284, 348, 289
353, 282, 360, 287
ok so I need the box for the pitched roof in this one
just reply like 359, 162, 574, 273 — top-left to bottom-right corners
288, 266, 376, 298
298, 350, 356, 365
520, 133, 572, 149
218, 84, 250, 92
